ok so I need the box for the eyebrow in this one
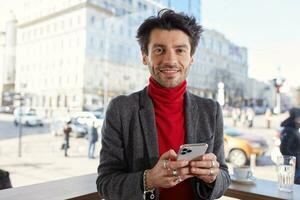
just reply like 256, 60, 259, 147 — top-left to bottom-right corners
152, 44, 189, 49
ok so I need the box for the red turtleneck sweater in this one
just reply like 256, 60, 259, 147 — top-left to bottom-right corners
148, 77, 195, 200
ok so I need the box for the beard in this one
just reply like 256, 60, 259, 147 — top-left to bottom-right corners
148, 64, 189, 88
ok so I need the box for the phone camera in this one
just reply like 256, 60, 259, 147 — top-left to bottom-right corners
180, 147, 192, 155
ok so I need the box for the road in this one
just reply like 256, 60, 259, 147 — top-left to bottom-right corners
0, 111, 290, 188
223, 112, 289, 182
0, 114, 50, 140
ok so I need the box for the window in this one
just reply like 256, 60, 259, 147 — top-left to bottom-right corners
90, 15, 95, 25
77, 15, 81, 25
42, 95, 46, 107
57, 95, 61, 107
53, 22, 57, 32
64, 95, 68, 107
49, 97, 52, 107
61, 20, 64, 30
90, 37, 94, 48
138, 2, 142, 10
69, 18, 73, 27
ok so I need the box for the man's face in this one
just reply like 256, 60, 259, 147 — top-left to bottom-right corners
142, 29, 194, 88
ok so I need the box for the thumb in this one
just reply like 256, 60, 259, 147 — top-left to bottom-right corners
160, 149, 177, 160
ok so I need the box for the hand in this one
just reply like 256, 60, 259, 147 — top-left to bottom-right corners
147, 149, 193, 189
189, 153, 220, 184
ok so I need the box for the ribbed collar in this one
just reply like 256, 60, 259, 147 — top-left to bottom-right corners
148, 77, 186, 104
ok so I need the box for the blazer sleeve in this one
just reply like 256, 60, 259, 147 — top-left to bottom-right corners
193, 101, 231, 200
96, 98, 144, 200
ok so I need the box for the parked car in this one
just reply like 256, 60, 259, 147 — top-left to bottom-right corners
71, 111, 104, 128
224, 126, 268, 166
0, 106, 14, 114
13, 107, 44, 126
51, 116, 87, 138
51, 111, 104, 138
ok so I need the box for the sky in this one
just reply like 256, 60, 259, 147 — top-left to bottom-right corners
202, 0, 300, 90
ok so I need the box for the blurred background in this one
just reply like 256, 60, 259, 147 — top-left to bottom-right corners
0, 0, 299, 194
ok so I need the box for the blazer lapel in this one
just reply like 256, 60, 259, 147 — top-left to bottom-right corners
185, 91, 199, 143
139, 87, 159, 167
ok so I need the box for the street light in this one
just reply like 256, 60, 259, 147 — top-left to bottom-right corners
217, 82, 225, 107
14, 92, 25, 157
272, 68, 285, 114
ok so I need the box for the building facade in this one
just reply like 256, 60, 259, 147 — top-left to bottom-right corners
159, 0, 201, 22
14, 0, 180, 117
245, 78, 276, 110
0, 12, 17, 107
5, 0, 275, 117
188, 29, 248, 106
0, 32, 5, 105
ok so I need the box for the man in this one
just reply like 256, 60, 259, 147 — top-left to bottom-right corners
88, 121, 98, 159
62, 120, 72, 157
97, 9, 231, 200
280, 107, 300, 184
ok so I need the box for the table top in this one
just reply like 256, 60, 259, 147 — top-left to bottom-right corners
225, 177, 300, 200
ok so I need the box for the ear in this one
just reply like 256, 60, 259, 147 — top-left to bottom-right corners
189, 56, 194, 66
142, 52, 148, 65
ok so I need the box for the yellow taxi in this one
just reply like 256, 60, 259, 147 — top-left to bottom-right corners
224, 126, 268, 166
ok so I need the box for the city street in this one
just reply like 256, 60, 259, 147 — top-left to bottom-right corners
224, 112, 288, 182
0, 114, 50, 140
0, 111, 290, 196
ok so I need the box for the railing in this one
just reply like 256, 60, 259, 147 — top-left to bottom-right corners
1, 173, 300, 200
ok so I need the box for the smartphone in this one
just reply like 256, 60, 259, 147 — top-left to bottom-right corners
177, 143, 208, 161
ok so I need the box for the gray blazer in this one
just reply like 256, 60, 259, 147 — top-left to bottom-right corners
97, 87, 231, 200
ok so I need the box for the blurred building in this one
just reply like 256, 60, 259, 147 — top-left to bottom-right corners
13, 0, 202, 117
245, 78, 276, 112
159, 0, 201, 22
0, 32, 5, 105
291, 87, 300, 107
0, 12, 17, 107
188, 29, 248, 106
4, 0, 274, 117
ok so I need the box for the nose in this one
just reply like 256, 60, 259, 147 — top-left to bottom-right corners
162, 49, 177, 66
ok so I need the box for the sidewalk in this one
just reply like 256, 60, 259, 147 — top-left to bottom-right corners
0, 133, 100, 187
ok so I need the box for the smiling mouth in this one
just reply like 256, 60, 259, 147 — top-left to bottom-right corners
159, 69, 179, 75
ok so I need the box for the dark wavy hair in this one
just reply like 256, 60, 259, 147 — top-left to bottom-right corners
136, 8, 203, 56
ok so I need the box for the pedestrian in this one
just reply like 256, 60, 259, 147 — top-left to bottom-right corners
232, 107, 240, 127
96, 9, 230, 200
62, 120, 72, 157
265, 108, 272, 129
0, 169, 12, 190
88, 121, 98, 159
246, 107, 255, 128
240, 107, 247, 127
280, 107, 300, 184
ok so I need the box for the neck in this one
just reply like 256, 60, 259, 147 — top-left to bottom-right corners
148, 77, 186, 103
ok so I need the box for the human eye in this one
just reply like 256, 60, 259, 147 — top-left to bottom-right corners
153, 47, 163, 55
176, 48, 186, 54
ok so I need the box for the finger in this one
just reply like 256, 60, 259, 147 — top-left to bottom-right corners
201, 153, 217, 161
166, 166, 190, 177
190, 160, 219, 168
160, 149, 177, 160
191, 167, 219, 177
168, 160, 189, 170
190, 167, 211, 176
